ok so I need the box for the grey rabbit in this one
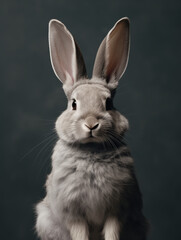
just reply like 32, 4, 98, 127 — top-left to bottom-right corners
35, 17, 148, 240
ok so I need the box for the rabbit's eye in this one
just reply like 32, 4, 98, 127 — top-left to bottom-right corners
72, 99, 77, 110
106, 98, 113, 110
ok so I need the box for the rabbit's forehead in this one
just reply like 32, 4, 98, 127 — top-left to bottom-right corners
72, 84, 110, 100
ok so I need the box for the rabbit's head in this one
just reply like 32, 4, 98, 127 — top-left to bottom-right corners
49, 18, 130, 144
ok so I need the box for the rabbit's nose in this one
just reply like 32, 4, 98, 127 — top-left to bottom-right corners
85, 123, 99, 130
84, 116, 99, 131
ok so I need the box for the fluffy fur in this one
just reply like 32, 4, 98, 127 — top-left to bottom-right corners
35, 18, 148, 240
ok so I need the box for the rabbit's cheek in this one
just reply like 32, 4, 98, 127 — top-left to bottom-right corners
108, 111, 129, 135
55, 111, 76, 142
117, 114, 129, 134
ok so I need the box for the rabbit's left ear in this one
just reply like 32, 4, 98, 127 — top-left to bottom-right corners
92, 18, 130, 85
49, 19, 87, 92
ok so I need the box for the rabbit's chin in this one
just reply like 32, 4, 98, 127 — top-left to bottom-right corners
78, 136, 104, 144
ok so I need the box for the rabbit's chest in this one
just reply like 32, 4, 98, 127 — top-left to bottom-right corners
58, 160, 120, 198
53, 157, 130, 223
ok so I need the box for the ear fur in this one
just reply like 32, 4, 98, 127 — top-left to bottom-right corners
49, 19, 87, 92
92, 17, 130, 85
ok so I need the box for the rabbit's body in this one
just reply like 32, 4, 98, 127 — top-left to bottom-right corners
36, 18, 148, 240
36, 138, 147, 240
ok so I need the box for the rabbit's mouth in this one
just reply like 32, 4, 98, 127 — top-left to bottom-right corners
87, 130, 100, 140
79, 134, 101, 144
85, 135, 96, 141
89, 131, 94, 138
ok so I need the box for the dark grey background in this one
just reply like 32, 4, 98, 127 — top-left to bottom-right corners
1, 0, 181, 239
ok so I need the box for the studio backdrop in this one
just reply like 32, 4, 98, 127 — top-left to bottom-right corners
1, 0, 181, 239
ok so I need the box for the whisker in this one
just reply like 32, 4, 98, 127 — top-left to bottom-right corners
34, 135, 57, 178
34, 135, 56, 162
19, 130, 57, 162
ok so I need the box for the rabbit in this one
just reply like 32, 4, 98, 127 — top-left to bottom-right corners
35, 17, 148, 240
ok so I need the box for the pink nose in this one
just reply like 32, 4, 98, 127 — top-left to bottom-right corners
84, 116, 99, 130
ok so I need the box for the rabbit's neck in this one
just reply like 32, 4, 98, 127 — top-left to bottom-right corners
57, 137, 127, 153
52, 138, 132, 168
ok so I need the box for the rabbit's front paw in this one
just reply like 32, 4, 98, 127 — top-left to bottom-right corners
68, 219, 89, 240
103, 216, 121, 240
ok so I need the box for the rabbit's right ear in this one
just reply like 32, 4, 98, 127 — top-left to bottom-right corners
49, 20, 87, 93
92, 18, 130, 86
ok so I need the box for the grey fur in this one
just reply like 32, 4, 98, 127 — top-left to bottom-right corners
35, 18, 148, 240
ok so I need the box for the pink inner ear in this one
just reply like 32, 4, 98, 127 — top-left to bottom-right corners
105, 19, 129, 81
59, 59, 75, 85
106, 32, 123, 77
50, 21, 77, 86
57, 30, 76, 85
71, 76, 75, 84
65, 71, 75, 85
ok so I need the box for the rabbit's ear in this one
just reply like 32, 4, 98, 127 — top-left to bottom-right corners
92, 17, 130, 84
49, 19, 87, 91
